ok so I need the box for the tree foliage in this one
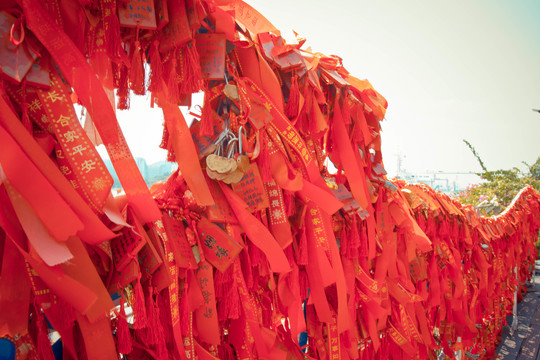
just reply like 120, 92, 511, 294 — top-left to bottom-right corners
458, 140, 540, 216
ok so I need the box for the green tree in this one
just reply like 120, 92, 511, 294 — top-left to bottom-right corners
458, 140, 540, 215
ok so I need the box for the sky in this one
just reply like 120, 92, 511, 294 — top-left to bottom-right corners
115, 0, 540, 181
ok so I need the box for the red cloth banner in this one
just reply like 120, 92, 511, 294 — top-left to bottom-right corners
0, 1, 538, 359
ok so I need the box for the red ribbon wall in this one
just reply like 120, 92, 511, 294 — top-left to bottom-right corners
0, 1, 539, 359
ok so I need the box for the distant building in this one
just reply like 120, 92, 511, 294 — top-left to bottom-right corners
104, 158, 178, 189
393, 153, 481, 195
396, 171, 480, 195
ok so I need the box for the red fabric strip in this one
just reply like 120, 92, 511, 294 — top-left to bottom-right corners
0, 125, 84, 243
161, 102, 215, 206
0, 238, 30, 337
0, 89, 115, 244
36, 72, 113, 213
76, 313, 118, 360
22, 0, 161, 223
220, 183, 290, 273
2, 178, 73, 266
331, 97, 370, 210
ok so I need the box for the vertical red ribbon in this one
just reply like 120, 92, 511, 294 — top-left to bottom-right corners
22, 0, 161, 224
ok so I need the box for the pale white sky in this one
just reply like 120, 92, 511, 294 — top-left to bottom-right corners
115, 0, 540, 180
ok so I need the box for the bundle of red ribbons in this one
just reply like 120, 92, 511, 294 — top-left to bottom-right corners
0, 0, 539, 359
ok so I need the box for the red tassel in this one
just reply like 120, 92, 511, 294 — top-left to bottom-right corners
117, 64, 131, 110
145, 293, 158, 344
359, 220, 368, 257
299, 269, 309, 300
227, 281, 240, 320
166, 53, 181, 104
297, 230, 308, 266
153, 292, 168, 359
262, 300, 272, 327
116, 297, 133, 354
144, 297, 158, 344
180, 294, 191, 335
347, 217, 361, 259
159, 123, 176, 162
159, 122, 169, 151
36, 311, 55, 360
148, 40, 164, 94
285, 75, 300, 119
218, 344, 235, 360
241, 247, 254, 289
200, 91, 213, 137
256, 133, 272, 183
339, 226, 348, 257
178, 40, 204, 94
214, 267, 229, 299
49, 297, 77, 333
215, 266, 240, 321
129, 40, 146, 96
105, 9, 123, 59
283, 190, 296, 217
157, 291, 173, 346
248, 239, 261, 267
132, 278, 147, 329
144, 285, 166, 347
218, 273, 240, 320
